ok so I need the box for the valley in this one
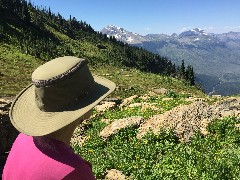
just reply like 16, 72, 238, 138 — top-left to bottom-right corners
101, 25, 240, 96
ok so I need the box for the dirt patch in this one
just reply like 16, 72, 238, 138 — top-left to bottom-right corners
185, 97, 206, 102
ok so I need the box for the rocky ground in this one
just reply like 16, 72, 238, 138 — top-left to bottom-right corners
137, 97, 240, 142
98, 95, 240, 143
1, 93, 240, 179
0, 97, 19, 175
79, 93, 240, 179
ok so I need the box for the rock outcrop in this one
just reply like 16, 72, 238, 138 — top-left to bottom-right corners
128, 102, 160, 111
100, 116, 144, 139
95, 101, 116, 113
137, 97, 240, 142
120, 95, 138, 108
152, 88, 168, 95
104, 169, 127, 180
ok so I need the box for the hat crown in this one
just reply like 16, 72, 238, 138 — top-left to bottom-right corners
32, 56, 81, 80
31, 56, 95, 112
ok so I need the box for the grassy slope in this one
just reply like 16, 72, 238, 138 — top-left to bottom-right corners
0, 42, 204, 98
0, 47, 204, 98
0, 4, 204, 98
0, 44, 40, 95
71, 92, 240, 179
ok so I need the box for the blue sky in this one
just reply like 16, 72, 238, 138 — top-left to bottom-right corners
28, 0, 240, 35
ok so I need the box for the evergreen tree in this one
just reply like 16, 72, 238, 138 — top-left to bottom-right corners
48, 7, 52, 19
185, 65, 190, 82
22, 1, 31, 22
0, 24, 3, 33
180, 59, 185, 79
189, 66, 195, 85
185, 65, 195, 85
172, 64, 176, 76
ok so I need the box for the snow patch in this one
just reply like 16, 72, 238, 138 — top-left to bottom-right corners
127, 37, 133, 42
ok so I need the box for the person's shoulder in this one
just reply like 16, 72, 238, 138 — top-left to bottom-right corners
62, 163, 96, 180
16, 133, 31, 141
9, 133, 32, 152
53, 144, 91, 169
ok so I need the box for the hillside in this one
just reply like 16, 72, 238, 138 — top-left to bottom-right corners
0, 0, 200, 97
101, 25, 240, 96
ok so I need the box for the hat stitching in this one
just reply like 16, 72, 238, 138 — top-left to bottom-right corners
32, 59, 87, 87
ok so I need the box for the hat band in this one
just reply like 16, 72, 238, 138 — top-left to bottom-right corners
32, 59, 87, 88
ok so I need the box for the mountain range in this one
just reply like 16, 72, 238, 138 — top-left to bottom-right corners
101, 25, 240, 96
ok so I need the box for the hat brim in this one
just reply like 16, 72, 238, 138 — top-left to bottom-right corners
10, 75, 116, 136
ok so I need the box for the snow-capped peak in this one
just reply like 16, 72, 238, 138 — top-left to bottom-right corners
109, 25, 118, 28
180, 28, 208, 37
101, 25, 146, 44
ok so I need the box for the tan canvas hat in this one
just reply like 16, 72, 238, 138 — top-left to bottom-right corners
9, 56, 116, 136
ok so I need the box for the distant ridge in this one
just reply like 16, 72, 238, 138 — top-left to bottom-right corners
101, 25, 146, 43
101, 25, 240, 96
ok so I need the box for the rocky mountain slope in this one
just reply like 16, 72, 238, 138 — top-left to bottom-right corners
101, 26, 240, 96
101, 25, 146, 44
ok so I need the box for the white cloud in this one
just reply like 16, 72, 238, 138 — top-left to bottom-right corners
180, 26, 216, 33
233, 26, 240, 29
178, 25, 240, 34
203, 27, 213, 30
221, 26, 240, 31
203, 26, 214, 32
145, 27, 151, 31
179, 27, 192, 32
207, 26, 240, 33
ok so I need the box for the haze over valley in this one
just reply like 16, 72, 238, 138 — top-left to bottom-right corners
101, 25, 240, 96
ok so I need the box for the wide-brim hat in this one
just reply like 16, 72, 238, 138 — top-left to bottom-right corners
10, 56, 116, 136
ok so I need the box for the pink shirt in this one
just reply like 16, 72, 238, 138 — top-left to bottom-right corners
2, 133, 96, 180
